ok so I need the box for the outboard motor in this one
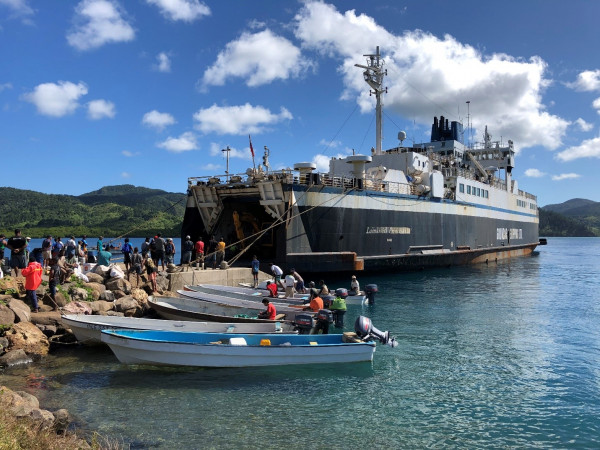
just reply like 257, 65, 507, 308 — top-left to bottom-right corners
322, 295, 335, 309
354, 316, 398, 347
364, 284, 378, 305
294, 313, 315, 335
315, 309, 333, 334
335, 288, 348, 298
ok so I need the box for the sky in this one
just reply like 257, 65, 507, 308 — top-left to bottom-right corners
2, 0, 600, 207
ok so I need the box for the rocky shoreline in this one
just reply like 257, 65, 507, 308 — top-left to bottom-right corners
0, 262, 179, 445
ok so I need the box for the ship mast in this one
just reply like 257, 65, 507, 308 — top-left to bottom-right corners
355, 46, 387, 155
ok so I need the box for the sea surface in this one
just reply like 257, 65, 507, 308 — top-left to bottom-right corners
2, 237, 600, 448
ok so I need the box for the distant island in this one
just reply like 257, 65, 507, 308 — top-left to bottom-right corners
0, 185, 597, 238
0, 185, 185, 238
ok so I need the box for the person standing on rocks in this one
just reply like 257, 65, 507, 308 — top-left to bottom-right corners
22, 255, 43, 312
7, 229, 27, 277
41, 235, 52, 269
152, 233, 166, 272
128, 247, 143, 286
165, 238, 176, 265
121, 238, 133, 273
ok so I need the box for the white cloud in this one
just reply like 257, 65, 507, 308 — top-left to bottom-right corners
202, 163, 221, 171
142, 110, 176, 130
193, 103, 292, 135
208, 142, 251, 160
67, 0, 135, 51
555, 137, 600, 162
157, 131, 198, 152
121, 150, 140, 157
0, 0, 34, 23
319, 138, 342, 149
121, 171, 131, 178
87, 99, 115, 119
524, 168, 545, 178
155, 52, 171, 72
293, 1, 569, 152
312, 152, 350, 172
200, 29, 313, 90
22, 81, 88, 117
146, 0, 210, 22
0, 82, 12, 92
574, 118, 593, 132
552, 173, 581, 181
566, 70, 600, 92
593, 97, 600, 113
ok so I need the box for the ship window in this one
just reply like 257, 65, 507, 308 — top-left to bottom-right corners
459, 183, 464, 193
467, 185, 471, 194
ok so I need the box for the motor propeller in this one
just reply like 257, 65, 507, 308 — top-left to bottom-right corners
354, 316, 398, 348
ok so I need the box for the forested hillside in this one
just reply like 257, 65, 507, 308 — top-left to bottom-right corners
0, 185, 186, 238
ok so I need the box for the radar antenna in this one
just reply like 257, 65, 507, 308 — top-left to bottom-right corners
355, 46, 387, 155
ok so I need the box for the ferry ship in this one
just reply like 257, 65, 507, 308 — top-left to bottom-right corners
181, 48, 541, 273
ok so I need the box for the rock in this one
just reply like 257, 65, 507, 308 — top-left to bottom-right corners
0, 304, 16, 325
53, 408, 70, 434
113, 289, 126, 299
0, 276, 19, 292
86, 282, 106, 294
0, 336, 9, 351
105, 310, 125, 317
8, 298, 31, 323
131, 288, 149, 305
114, 295, 138, 313
91, 264, 110, 278
30, 408, 55, 429
141, 283, 154, 295
35, 284, 46, 297
106, 277, 131, 294
50, 333, 78, 344
70, 287, 90, 302
99, 290, 115, 301
0, 386, 36, 416
156, 274, 169, 292
0, 349, 33, 367
89, 300, 114, 314
53, 291, 71, 308
30, 311, 62, 327
85, 272, 105, 284
15, 390, 40, 409
61, 301, 92, 315
5, 322, 49, 358
37, 324, 57, 338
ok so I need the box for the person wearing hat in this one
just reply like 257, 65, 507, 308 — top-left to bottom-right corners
350, 275, 360, 295
182, 235, 194, 270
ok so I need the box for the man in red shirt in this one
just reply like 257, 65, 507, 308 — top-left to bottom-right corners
194, 238, 205, 269
22, 255, 43, 312
258, 298, 277, 320
265, 281, 278, 298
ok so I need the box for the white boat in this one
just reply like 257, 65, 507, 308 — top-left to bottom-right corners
100, 329, 377, 367
61, 314, 294, 345
148, 296, 297, 324
235, 281, 369, 305
175, 289, 308, 321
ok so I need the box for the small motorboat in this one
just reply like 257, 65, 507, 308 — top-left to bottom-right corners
101, 316, 398, 367
61, 314, 295, 345
234, 281, 371, 305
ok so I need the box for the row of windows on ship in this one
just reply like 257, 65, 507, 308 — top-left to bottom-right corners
459, 182, 537, 210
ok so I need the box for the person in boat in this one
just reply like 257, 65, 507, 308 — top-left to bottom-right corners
270, 263, 284, 290
265, 281, 278, 298
284, 271, 296, 298
251, 255, 260, 288
318, 280, 329, 296
349, 275, 360, 295
258, 298, 276, 320
291, 268, 305, 293
304, 290, 323, 312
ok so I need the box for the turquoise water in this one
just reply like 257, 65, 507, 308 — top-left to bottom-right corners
2, 237, 600, 448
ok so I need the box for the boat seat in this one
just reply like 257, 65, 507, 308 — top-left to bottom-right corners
274, 313, 286, 320
342, 332, 363, 343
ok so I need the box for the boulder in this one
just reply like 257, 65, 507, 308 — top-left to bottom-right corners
86, 282, 106, 294
5, 322, 49, 358
131, 288, 149, 306
85, 272, 105, 284
8, 298, 31, 323
30, 311, 63, 327
0, 336, 9, 351
0, 386, 36, 416
30, 408, 56, 429
89, 300, 114, 314
15, 390, 40, 409
156, 275, 169, 292
54, 408, 70, 434
0, 276, 19, 292
114, 295, 138, 313
61, 301, 92, 315
99, 290, 115, 301
0, 304, 16, 325
105, 310, 125, 317
70, 287, 90, 302
141, 283, 154, 295
52, 291, 68, 308
112, 289, 126, 299
106, 277, 131, 294
0, 349, 33, 367
35, 284, 46, 297
37, 324, 57, 338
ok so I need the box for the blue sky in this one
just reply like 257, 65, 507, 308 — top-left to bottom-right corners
1, 0, 600, 207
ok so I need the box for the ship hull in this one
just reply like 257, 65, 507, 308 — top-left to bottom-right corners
182, 183, 539, 274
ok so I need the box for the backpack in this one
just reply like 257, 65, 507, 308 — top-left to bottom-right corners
150, 240, 157, 251
122, 243, 132, 254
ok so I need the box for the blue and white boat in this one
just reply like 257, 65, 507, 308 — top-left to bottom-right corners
101, 316, 397, 367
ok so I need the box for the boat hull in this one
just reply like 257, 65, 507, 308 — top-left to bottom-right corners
101, 330, 376, 367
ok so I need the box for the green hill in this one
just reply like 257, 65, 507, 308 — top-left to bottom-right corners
541, 198, 600, 235
0, 185, 186, 238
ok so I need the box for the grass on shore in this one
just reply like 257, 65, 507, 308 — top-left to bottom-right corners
0, 405, 122, 450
